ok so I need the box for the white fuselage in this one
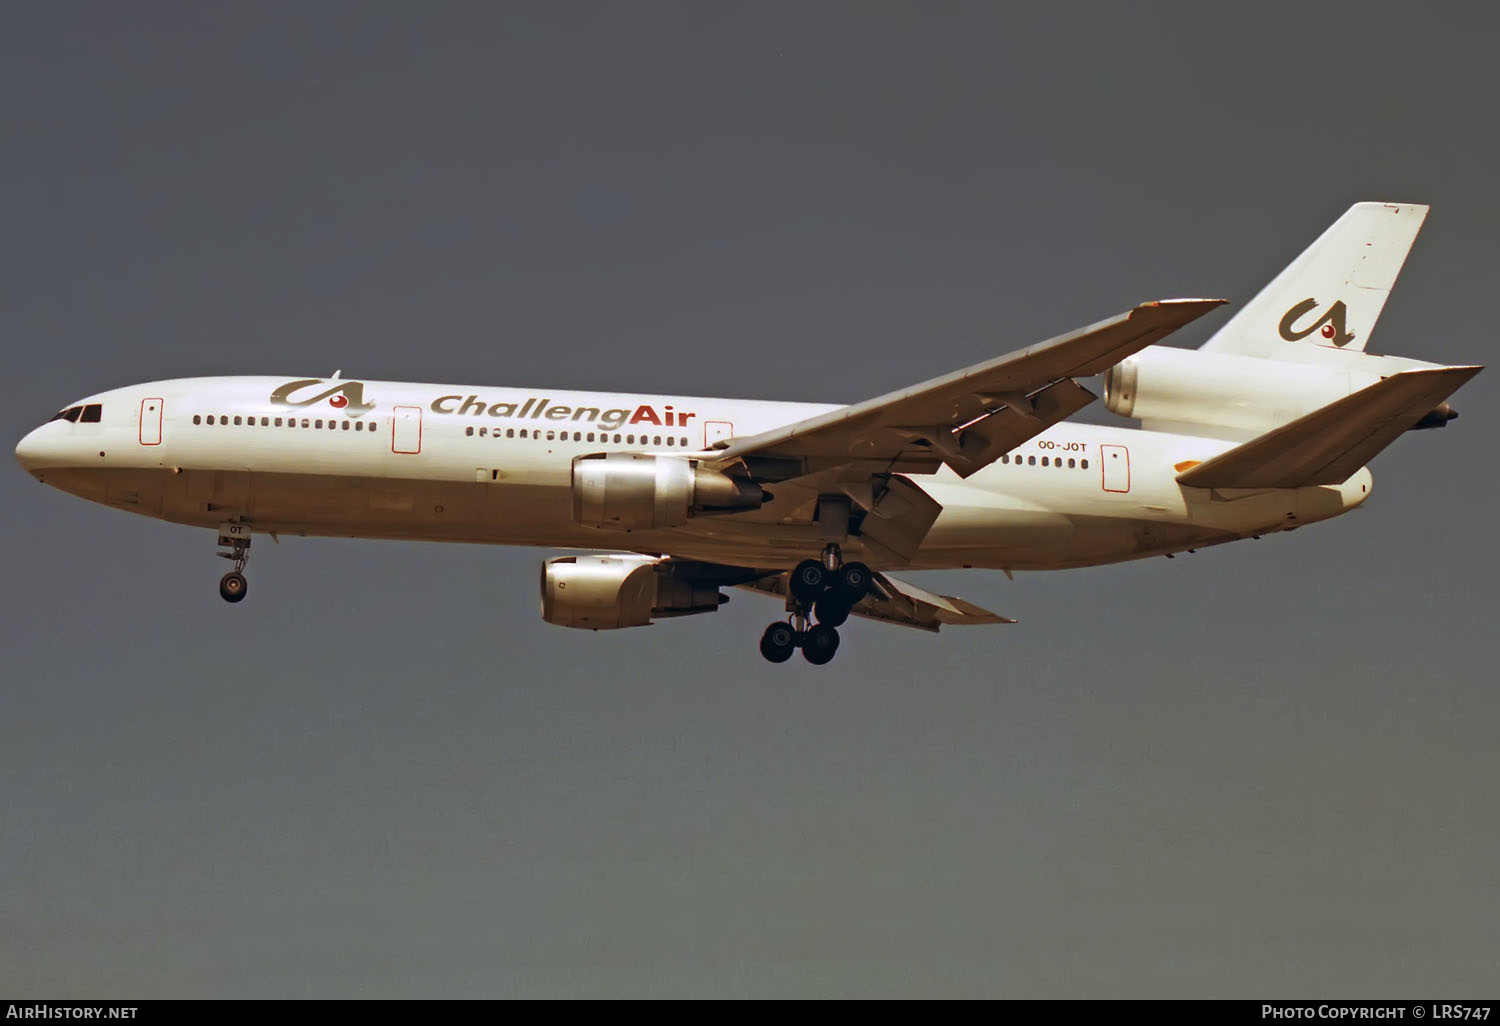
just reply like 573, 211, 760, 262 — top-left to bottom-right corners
14, 376, 1371, 571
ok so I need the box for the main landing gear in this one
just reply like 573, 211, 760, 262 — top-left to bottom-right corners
759, 544, 871, 666
216, 522, 251, 604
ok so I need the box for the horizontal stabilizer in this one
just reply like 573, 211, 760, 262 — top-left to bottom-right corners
1177, 365, 1482, 489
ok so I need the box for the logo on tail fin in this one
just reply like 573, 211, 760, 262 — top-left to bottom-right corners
1278, 298, 1355, 348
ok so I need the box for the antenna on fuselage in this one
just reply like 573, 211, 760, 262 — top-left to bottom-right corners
331, 369, 342, 380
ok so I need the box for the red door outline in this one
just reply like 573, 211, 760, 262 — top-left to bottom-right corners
1100, 444, 1130, 493
139, 398, 163, 446
392, 406, 422, 454
704, 420, 733, 450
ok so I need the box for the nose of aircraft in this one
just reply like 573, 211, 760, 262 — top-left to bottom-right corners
15, 425, 56, 473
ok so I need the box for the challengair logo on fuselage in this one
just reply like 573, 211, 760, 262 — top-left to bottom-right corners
430, 394, 695, 431
270, 379, 376, 417
1278, 298, 1355, 348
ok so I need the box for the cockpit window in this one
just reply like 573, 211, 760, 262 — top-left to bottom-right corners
46, 404, 101, 424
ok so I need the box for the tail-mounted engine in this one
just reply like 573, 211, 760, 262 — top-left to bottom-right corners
1103, 345, 1378, 436
540, 554, 726, 629
572, 453, 766, 530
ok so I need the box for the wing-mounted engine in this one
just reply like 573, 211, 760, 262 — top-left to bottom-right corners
571, 453, 766, 530
1103, 345, 1379, 438
540, 554, 727, 629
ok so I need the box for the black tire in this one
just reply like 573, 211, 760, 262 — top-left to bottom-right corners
219, 572, 248, 604
835, 561, 871, 600
814, 596, 851, 628
802, 624, 840, 665
759, 622, 798, 663
789, 559, 827, 604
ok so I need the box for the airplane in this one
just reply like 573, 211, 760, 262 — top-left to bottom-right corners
14, 202, 1481, 665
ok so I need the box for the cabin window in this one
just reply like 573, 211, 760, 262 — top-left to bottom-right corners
1027, 455, 1036, 466
573, 431, 581, 442
301, 418, 310, 428
1041, 456, 1048, 466
546, 430, 555, 441
627, 435, 635, 445
1081, 459, 1089, 469
341, 420, 350, 430
1067, 458, 1075, 468
193, 415, 202, 425
233, 416, 243, 426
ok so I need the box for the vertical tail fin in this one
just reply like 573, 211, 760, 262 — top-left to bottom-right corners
1200, 202, 1427, 357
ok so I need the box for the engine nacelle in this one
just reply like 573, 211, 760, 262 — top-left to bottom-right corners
539, 554, 725, 629
1103, 345, 1379, 437
572, 453, 765, 530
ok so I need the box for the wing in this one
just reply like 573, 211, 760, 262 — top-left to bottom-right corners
739, 570, 1014, 633
707, 299, 1225, 482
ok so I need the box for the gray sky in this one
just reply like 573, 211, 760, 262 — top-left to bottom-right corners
2, 2, 1496, 998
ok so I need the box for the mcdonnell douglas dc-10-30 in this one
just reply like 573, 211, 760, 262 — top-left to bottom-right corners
15, 203, 1480, 665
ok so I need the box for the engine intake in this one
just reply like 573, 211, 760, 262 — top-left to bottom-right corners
572, 453, 765, 530
540, 554, 725, 629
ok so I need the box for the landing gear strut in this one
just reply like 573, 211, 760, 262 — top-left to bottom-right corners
216, 522, 251, 604
759, 544, 872, 665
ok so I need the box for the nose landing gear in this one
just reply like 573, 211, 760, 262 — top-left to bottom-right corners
758, 544, 871, 665
216, 522, 251, 604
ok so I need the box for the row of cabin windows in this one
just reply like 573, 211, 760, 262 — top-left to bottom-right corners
49, 404, 103, 423
1001, 453, 1089, 469
191, 414, 379, 431
465, 425, 691, 447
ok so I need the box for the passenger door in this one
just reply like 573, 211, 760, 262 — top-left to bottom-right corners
139, 397, 163, 446
1100, 444, 1130, 493
704, 420, 733, 450
392, 406, 422, 454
